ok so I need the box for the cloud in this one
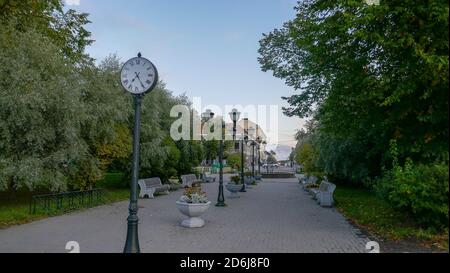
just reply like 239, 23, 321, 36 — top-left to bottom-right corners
65, 0, 81, 6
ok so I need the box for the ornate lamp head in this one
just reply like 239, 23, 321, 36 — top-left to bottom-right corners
229, 108, 241, 122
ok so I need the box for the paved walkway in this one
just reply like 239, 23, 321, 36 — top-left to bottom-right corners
0, 177, 369, 253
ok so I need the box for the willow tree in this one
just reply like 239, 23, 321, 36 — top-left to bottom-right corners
0, 24, 87, 192
0, 0, 93, 63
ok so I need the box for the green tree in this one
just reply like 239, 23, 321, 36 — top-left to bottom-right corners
0, 0, 93, 63
259, 0, 449, 227
226, 154, 242, 170
259, 0, 449, 182
0, 23, 86, 192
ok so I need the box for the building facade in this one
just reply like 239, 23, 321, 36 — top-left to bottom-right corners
225, 119, 268, 171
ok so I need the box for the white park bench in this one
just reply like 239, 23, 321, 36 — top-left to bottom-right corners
254, 174, 262, 182
295, 173, 305, 184
310, 180, 336, 207
181, 174, 202, 188
138, 177, 170, 199
302, 176, 318, 191
201, 172, 216, 183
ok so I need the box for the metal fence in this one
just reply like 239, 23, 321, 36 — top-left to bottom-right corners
29, 189, 106, 215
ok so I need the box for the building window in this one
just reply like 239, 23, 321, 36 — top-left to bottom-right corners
234, 142, 240, 150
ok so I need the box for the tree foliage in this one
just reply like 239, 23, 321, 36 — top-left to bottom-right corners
0, 23, 86, 191
260, 0, 448, 227
0, 8, 210, 191
259, 0, 448, 179
0, 0, 93, 63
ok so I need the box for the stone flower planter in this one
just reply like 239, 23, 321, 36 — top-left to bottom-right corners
225, 183, 242, 198
244, 177, 256, 188
176, 201, 211, 228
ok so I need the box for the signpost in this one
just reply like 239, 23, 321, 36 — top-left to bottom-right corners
120, 53, 158, 253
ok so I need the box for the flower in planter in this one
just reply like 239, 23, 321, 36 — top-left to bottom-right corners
169, 176, 180, 184
230, 175, 242, 185
178, 187, 209, 204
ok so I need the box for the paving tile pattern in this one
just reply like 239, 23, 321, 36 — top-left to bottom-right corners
0, 176, 369, 253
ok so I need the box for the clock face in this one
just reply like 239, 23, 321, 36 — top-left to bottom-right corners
120, 57, 158, 95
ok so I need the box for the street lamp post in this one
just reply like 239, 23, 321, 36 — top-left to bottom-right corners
230, 109, 240, 142
216, 120, 226, 207
250, 141, 256, 177
229, 109, 245, 192
202, 110, 226, 207
120, 53, 159, 253
256, 137, 262, 175
262, 141, 267, 175
240, 118, 249, 192
201, 110, 215, 168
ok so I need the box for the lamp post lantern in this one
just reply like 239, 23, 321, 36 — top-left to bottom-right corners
120, 53, 158, 253
229, 109, 240, 141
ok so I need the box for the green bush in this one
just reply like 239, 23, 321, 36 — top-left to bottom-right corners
296, 142, 323, 177
227, 154, 242, 170
375, 159, 449, 229
230, 175, 242, 185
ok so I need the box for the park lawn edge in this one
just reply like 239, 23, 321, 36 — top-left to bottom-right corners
333, 186, 449, 251
0, 188, 131, 230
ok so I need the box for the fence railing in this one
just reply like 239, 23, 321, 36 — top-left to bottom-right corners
29, 188, 105, 215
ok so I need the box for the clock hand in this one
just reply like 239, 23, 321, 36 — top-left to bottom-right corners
137, 77, 146, 89
134, 72, 146, 89
131, 72, 140, 83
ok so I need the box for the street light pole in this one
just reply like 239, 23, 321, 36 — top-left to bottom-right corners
216, 120, 226, 207
201, 110, 214, 168
240, 118, 249, 192
251, 141, 255, 177
257, 142, 261, 175
240, 137, 246, 192
229, 109, 245, 193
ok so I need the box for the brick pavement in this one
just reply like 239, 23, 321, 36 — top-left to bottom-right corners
0, 177, 370, 253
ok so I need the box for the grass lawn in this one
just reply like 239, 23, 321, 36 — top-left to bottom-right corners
0, 173, 130, 229
334, 186, 448, 250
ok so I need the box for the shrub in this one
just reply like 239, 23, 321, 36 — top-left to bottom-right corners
375, 159, 449, 229
296, 142, 324, 177
230, 175, 242, 185
227, 154, 241, 170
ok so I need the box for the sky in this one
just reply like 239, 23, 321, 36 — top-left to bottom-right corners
66, 0, 304, 148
